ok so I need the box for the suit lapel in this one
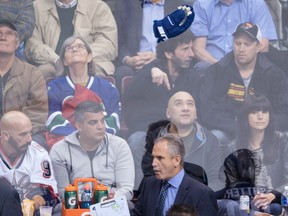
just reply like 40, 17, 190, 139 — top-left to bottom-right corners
174, 174, 190, 204
150, 179, 162, 214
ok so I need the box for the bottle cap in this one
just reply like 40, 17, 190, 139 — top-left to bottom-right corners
285, 186, 288, 190
84, 184, 90, 191
95, 183, 108, 191
65, 184, 77, 191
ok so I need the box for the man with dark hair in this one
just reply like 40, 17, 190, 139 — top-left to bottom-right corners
122, 30, 202, 190
73, 100, 105, 123
155, 30, 195, 60
49, 100, 135, 201
131, 133, 218, 216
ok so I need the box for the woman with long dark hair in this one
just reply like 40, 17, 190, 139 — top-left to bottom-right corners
230, 93, 288, 215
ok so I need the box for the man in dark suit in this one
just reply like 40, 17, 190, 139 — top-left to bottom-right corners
131, 134, 218, 216
114, 0, 191, 91
0, 177, 23, 216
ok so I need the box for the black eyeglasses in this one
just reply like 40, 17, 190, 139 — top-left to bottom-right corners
65, 44, 86, 53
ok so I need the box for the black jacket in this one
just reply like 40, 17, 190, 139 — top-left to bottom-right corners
0, 178, 23, 216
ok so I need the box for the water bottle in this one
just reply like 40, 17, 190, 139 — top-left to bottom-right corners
282, 186, 288, 215
80, 184, 92, 209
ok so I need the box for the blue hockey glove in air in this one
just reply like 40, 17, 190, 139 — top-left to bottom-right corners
153, 5, 194, 43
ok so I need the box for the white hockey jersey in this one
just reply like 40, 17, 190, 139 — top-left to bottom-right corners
0, 141, 58, 195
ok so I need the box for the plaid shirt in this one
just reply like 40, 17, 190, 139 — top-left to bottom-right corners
0, 0, 35, 41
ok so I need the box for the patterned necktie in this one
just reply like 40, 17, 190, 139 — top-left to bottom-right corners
156, 181, 170, 216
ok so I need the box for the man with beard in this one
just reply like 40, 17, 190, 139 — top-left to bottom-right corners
122, 30, 202, 190
0, 111, 59, 212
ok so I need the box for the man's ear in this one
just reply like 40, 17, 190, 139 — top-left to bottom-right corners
75, 121, 81, 131
164, 51, 173, 60
174, 155, 181, 167
166, 107, 170, 119
1, 131, 10, 141
256, 41, 262, 53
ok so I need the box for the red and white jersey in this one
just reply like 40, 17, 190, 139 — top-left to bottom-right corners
0, 141, 58, 193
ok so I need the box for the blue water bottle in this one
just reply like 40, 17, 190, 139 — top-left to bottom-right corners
80, 184, 92, 209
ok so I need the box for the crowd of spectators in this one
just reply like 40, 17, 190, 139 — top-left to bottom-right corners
0, 0, 288, 215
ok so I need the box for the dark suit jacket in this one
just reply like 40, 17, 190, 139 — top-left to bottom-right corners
115, 0, 191, 65
0, 178, 23, 216
131, 173, 218, 216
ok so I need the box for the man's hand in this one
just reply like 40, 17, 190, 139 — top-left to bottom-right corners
254, 213, 272, 216
153, 5, 194, 43
125, 52, 156, 70
252, 193, 275, 210
107, 192, 115, 200
54, 57, 63, 73
32, 195, 46, 210
151, 67, 170, 90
